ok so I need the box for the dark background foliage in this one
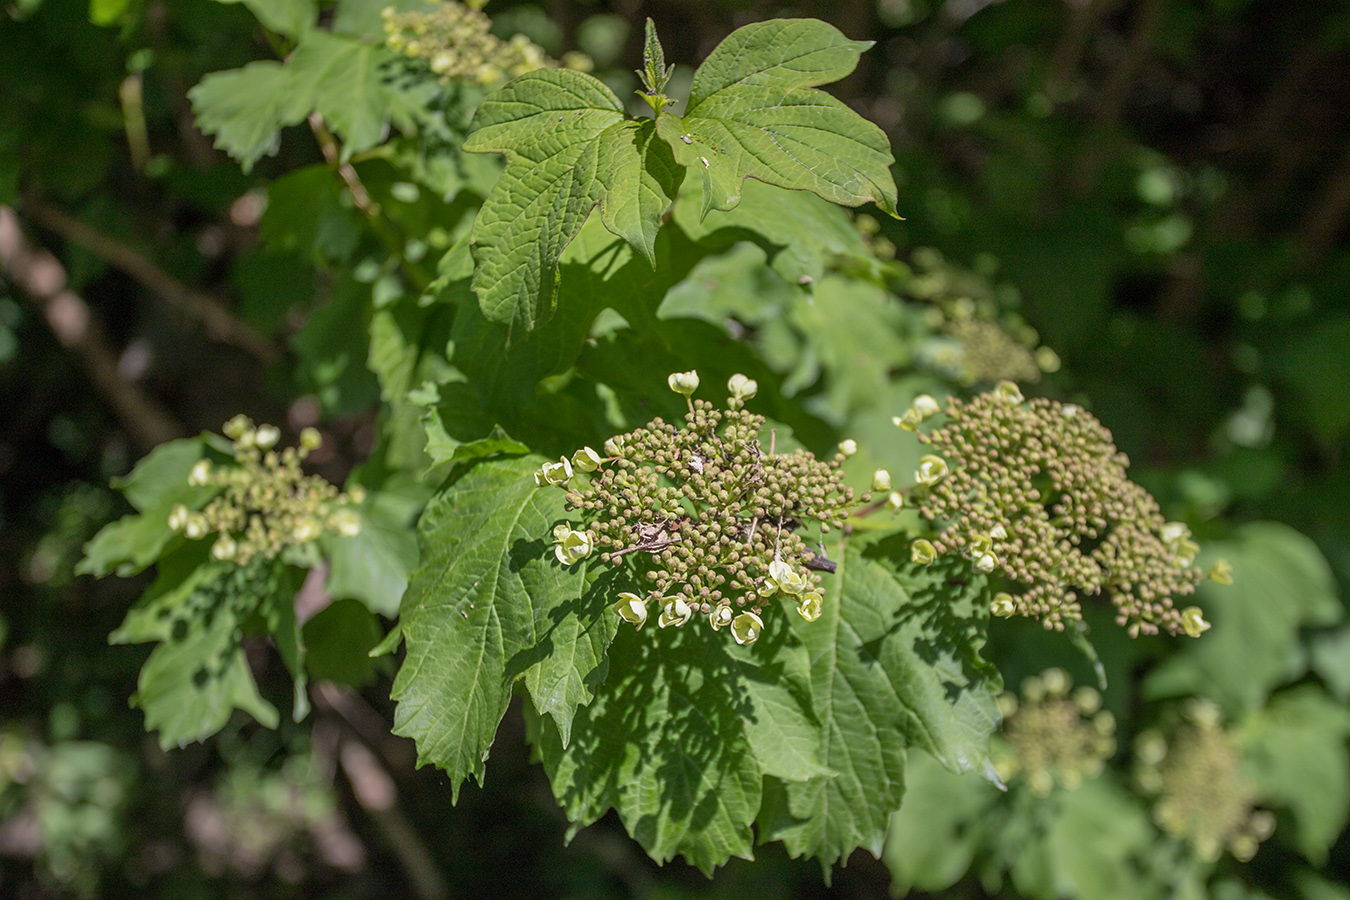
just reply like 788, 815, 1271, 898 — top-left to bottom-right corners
1, 0, 1348, 896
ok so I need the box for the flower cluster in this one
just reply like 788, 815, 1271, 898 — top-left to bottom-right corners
901, 384, 1218, 636
535, 373, 866, 644
993, 668, 1116, 796
168, 416, 363, 566
382, 2, 563, 85
1134, 700, 1274, 862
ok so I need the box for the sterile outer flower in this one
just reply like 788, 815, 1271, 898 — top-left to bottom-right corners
1208, 559, 1234, 585
603, 435, 625, 456
994, 381, 1025, 404
254, 425, 281, 450
973, 551, 999, 573
709, 605, 734, 630
184, 513, 210, 540
1181, 606, 1211, 637
571, 446, 602, 473
911, 539, 937, 565
188, 459, 212, 487
554, 528, 593, 565
538, 457, 573, 486
912, 394, 941, 419
766, 558, 804, 595
211, 533, 237, 561
838, 439, 858, 458
893, 408, 923, 431
329, 508, 362, 538
727, 373, 758, 400
886, 491, 904, 511
659, 596, 693, 628
731, 611, 764, 645
969, 534, 994, 556
667, 370, 699, 396
991, 592, 1017, 617
168, 504, 189, 531
872, 469, 892, 492
614, 593, 648, 630
797, 591, 823, 622
293, 517, 322, 543
914, 455, 949, 486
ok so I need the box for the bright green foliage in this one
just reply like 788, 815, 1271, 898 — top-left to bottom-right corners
391, 455, 611, 797
461, 70, 682, 334
462, 18, 894, 334
212, 0, 315, 38
656, 19, 897, 219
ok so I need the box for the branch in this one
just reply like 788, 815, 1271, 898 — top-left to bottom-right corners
24, 202, 280, 362
0, 206, 183, 449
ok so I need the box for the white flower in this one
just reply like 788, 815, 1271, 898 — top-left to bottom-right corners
893, 408, 923, 431
293, 517, 322, 543
168, 504, 189, 531
871, 469, 892, 492
709, 605, 734, 630
1208, 559, 1233, 585
838, 439, 858, 458
994, 381, 1024, 404
614, 593, 648, 630
914, 455, 949, 486
912, 394, 941, 418
211, 533, 237, 561
731, 611, 764, 645
223, 414, 252, 439
553, 527, 593, 565
667, 370, 699, 396
537, 457, 573, 487
1181, 606, 1211, 638
727, 373, 758, 400
329, 508, 362, 538
603, 435, 625, 456
183, 513, 210, 540
763, 559, 804, 596
911, 539, 937, 565
886, 492, 904, 512
254, 425, 281, 450
797, 591, 823, 622
187, 459, 212, 487
571, 446, 602, 473
990, 592, 1016, 617
659, 596, 693, 628
973, 551, 999, 573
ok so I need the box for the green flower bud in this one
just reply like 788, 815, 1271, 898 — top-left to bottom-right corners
659, 596, 693, 628
731, 611, 764, 645
1036, 347, 1061, 373
1181, 606, 1210, 637
223, 414, 253, 440
668, 370, 699, 396
990, 592, 1016, 617
911, 539, 937, 565
1208, 559, 1233, 585
300, 427, 323, 450
838, 439, 858, 458
348, 485, 367, 505
871, 469, 892, 492
571, 446, 602, 473
893, 408, 923, 431
797, 591, 823, 622
727, 373, 757, 401
914, 455, 948, 486
614, 593, 648, 630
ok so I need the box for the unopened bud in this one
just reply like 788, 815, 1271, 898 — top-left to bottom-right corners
914, 455, 949, 486
911, 539, 937, 565
1181, 606, 1210, 637
886, 491, 904, 511
990, 592, 1016, 617
727, 373, 758, 401
871, 469, 892, 492
668, 370, 699, 396
837, 439, 857, 458
571, 446, 602, 473
254, 425, 281, 449
994, 381, 1024, 404
188, 460, 212, 487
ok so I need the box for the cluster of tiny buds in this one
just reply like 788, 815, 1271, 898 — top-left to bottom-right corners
534, 372, 869, 645
993, 667, 1116, 797
1134, 699, 1274, 862
167, 416, 363, 566
382, 2, 590, 84
895, 382, 1227, 638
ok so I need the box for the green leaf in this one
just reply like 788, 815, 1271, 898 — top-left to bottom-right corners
883, 752, 999, 894
758, 541, 1001, 868
189, 61, 296, 173
655, 19, 896, 219
212, 0, 315, 38
1241, 686, 1350, 863
88, 0, 133, 26
111, 554, 281, 747
1310, 626, 1350, 702
535, 625, 762, 874
320, 488, 419, 617
462, 69, 683, 334
303, 598, 382, 686
390, 456, 610, 798
1145, 522, 1343, 713
284, 31, 397, 158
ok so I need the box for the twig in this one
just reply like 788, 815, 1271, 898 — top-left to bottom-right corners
0, 206, 183, 448
24, 202, 279, 362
